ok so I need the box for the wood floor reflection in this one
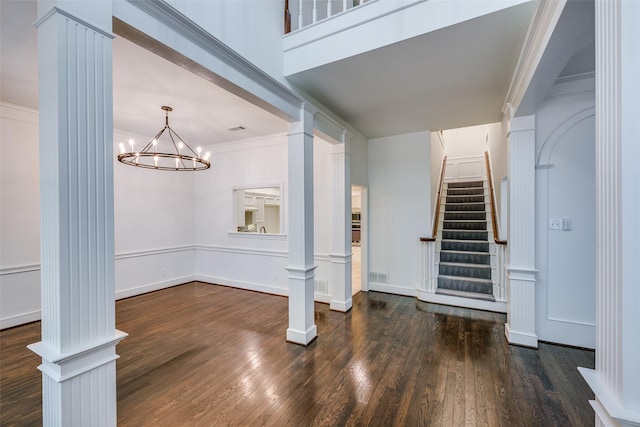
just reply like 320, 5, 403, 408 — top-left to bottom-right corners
0, 282, 594, 426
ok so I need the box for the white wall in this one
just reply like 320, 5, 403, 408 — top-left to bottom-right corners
165, 0, 286, 86
534, 74, 595, 348
0, 103, 41, 327
486, 120, 507, 235
368, 131, 431, 295
112, 129, 197, 299
443, 122, 499, 158
0, 103, 200, 328
350, 132, 368, 187
193, 133, 336, 301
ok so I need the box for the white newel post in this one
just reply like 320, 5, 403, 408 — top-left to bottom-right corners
28, 1, 127, 425
330, 137, 352, 312
578, 1, 640, 425
286, 105, 317, 345
505, 114, 538, 348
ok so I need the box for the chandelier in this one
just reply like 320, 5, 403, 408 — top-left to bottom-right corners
117, 106, 211, 171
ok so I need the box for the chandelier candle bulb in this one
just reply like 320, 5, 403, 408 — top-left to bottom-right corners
116, 106, 211, 171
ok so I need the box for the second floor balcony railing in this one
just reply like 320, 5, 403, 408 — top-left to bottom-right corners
285, 0, 373, 33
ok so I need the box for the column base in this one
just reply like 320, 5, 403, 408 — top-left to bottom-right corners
504, 323, 538, 348
286, 325, 318, 346
330, 299, 353, 312
579, 367, 640, 426
28, 330, 128, 426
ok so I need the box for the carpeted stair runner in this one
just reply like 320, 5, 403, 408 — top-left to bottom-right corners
437, 180, 494, 301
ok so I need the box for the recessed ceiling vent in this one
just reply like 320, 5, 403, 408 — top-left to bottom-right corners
227, 125, 246, 132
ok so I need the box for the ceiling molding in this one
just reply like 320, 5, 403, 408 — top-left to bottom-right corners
502, 0, 567, 117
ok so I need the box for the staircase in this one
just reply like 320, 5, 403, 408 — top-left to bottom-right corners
436, 180, 494, 301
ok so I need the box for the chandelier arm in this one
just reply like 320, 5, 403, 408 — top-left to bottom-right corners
140, 127, 166, 154
168, 127, 199, 157
166, 128, 189, 169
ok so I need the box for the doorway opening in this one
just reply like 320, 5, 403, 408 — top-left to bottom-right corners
351, 185, 367, 294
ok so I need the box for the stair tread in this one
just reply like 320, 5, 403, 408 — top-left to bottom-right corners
443, 221, 487, 222
442, 228, 488, 232
441, 238, 491, 244
436, 288, 495, 301
438, 274, 493, 283
439, 262, 491, 269
440, 250, 491, 256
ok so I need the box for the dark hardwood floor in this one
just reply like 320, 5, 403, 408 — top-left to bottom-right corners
1, 282, 595, 426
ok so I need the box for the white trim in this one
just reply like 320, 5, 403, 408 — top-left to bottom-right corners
115, 275, 195, 300
227, 232, 287, 241
417, 290, 507, 313
505, 323, 539, 348
502, 0, 567, 115
579, 368, 640, 426
194, 274, 288, 297
115, 245, 195, 260
369, 283, 417, 297
0, 310, 42, 330
28, 330, 127, 382
0, 102, 39, 123
196, 244, 287, 258
0, 263, 41, 276
1, 246, 197, 275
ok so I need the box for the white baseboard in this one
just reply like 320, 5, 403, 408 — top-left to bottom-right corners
0, 310, 41, 330
369, 283, 417, 297
115, 275, 196, 300
417, 290, 507, 313
194, 274, 288, 297
505, 323, 538, 348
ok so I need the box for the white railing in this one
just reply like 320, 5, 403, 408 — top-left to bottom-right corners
494, 243, 507, 302
287, 0, 373, 33
419, 239, 437, 296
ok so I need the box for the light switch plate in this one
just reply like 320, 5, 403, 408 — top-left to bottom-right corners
562, 217, 572, 231
549, 218, 562, 230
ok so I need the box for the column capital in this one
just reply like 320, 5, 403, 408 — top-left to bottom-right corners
37, 0, 113, 35
509, 114, 536, 135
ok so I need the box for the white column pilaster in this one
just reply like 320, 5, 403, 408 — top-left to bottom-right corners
505, 114, 538, 348
286, 105, 317, 345
579, 1, 640, 425
329, 136, 352, 312
28, 2, 126, 426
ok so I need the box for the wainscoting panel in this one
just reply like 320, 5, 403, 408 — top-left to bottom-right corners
445, 156, 485, 182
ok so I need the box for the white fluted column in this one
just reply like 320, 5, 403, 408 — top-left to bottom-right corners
329, 136, 352, 312
578, 1, 640, 425
505, 114, 538, 348
28, 2, 127, 426
286, 105, 317, 345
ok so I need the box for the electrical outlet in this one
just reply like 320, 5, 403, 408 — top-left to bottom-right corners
549, 218, 562, 230
160, 268, 166, 277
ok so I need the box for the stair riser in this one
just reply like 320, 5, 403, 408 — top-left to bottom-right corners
446, 196, 485, 204
438, 277, 493, 294
447, 188, 484, 196
442, 230, 488, 241
443, 212, 486, 221
443, 221, 487, 230
445, 203, 485, 212
441, 241, 489, 252
439, 264, 491, 280
440, 251, 490, 265
447, 181, 483, 189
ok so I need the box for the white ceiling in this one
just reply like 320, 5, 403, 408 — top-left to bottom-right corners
287, 2, 536, 137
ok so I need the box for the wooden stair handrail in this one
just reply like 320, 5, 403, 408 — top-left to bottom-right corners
420, 155, 447, 242
485, 151, 507, 245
